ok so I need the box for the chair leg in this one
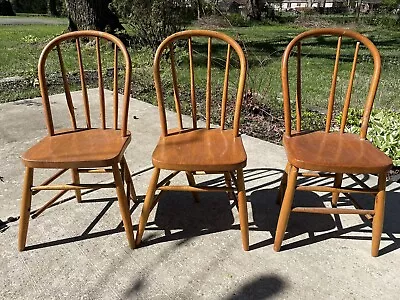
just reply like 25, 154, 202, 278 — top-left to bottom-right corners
224, 172, 235, 201
18, 167, 34, 251
71, 168, 82, 202
332, 173, 343, 207
121, 156, 137, 203
186, 171, 200, 203
112, 163, 135, 249
236, 168, 249, 251
371, 173, 386, 257
274, 164, 298, 252
136, 167, 160, 246
276, 162, 291, 205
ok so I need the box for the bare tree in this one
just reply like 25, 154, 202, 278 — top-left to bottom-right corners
247, 0, 262, 20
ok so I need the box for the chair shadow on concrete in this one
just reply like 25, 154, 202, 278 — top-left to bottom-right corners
23, 189, 143, 251
250, 172, 400, 255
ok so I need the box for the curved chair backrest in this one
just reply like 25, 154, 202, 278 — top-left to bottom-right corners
38, 30, 132, 137
281, 28, 381, 139
153, 30, 247, 137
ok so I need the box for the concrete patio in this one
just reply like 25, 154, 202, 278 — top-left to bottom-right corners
1, 89, 399, 299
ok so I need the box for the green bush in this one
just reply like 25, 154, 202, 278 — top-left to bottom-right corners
226, 13, 249, 27
338, 108, 400, 166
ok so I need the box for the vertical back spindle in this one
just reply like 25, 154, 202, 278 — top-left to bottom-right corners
188, 38, 197, 129
170, 45, 183, 130
76, 38, 91, 128
221, 44, 231, 129
326, 36, 342, 132
57, 44, 77, 130
340, 42, 360, 133
96, 37, 106, 129
296, 42, 302, 132
206, 37, 212, 129
113, 44, 119, 129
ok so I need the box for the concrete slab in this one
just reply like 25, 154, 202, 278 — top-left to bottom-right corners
1, 89, 399, 299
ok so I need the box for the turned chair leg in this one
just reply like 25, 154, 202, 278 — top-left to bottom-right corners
236, 168, 249, 251
371, 173, 386, 257
274, 165, 298, 252
185, 171, 200, 203
136, 167, 160, 246
71, 168, 82, 202
121, 156, 137, 203
276, 162, 291, 205
112, 164, 135, 249
332, 173, 343, 208
18, 167, 34, 251
224, 172, 236, 201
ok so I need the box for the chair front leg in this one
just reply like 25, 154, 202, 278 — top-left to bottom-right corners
236, 168, 249, 251
71, 168, 82, 202
18, 167, 34, 251
371, 172, 386, 257
136, 167, 160, 246
121, 156, 137, 203
274, 164, 298, 252
112, 163, 135, 249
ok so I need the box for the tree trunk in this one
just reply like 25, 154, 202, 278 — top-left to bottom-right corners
48, 0, 59, 16
64, 0, 123, 33
247, 0, 261, 20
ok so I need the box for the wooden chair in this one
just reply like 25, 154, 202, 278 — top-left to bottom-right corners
18, 30, 136, 251
275, 28, 393, 256
135, 30, 249, 250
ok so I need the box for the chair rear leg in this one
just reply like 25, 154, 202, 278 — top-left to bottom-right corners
136, 167, 160, 246
71, 168, 82, 202
276, 162, 291, 205
185, 171, 200, 203
274, 165, 298, 252
121, 156, 137, 203
18, 167, 34, 251
332, 173, 343, 207
224, 172, 235, 201
236, 168, 249, 251
371, 173, 386, 257
112, 164, 135, 249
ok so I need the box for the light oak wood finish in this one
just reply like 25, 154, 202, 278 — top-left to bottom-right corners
18, 30, 136, 251
136, 30, 249, 250
275, 28, 393, 257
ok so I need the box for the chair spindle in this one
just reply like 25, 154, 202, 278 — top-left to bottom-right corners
76, 38, 91, 129
340, 42, 360, 133
57, 44, 77, 130
326, 36, 342, 132
221, 44, 231, 129
96, 37, 106, 129
296, 42, 302, 132
113, 44, 119, 129
169, 45, 183, 130
206, 37, 212, 129
188, 38, 197, 129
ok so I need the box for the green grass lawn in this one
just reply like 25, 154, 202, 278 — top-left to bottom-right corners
0, 21, 399, 113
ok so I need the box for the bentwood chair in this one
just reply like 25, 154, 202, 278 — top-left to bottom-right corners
135, 30, 249, 250
18, 30, 136, 251
275, 28, 393, 256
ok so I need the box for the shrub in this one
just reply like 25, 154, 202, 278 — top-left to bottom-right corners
338, 108, 400, 166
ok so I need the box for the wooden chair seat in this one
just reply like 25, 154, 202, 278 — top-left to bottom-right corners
152, 128, 247, 172
22, 129, 130, 169
284, 131, 392, 174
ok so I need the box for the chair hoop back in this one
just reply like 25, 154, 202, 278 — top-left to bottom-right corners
153, 30, 247, 137
38, 30, 132, 137
281, 28, 381, 139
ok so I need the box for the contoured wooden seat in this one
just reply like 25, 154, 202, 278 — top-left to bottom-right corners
275, 28, 393, 257
136, 30, 250, 250
19, 30, 136, 251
